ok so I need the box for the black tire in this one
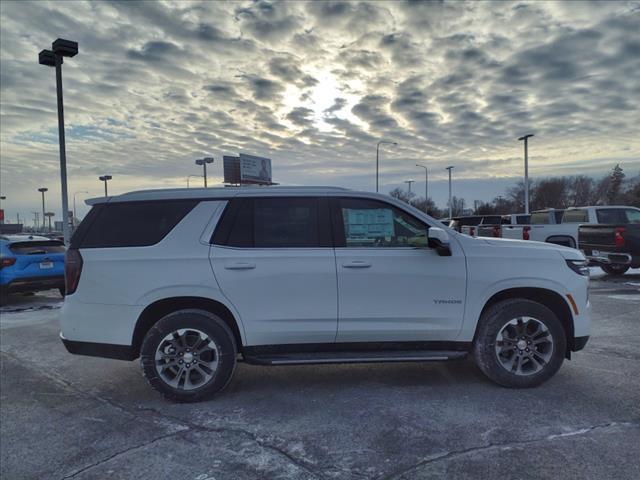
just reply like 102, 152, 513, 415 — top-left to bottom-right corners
140, 309, 237, 403
58, 287, 66, 298
0, 289, 8, 306
601, 264, 629, 276
473, 299, 566, 388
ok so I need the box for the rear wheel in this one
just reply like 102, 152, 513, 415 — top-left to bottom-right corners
140, 309, 237, 402
474, 299, 566, 388
601, 264, 629, 276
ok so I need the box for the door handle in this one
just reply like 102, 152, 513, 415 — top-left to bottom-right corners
342, 261, 371, 268
225, 262, 256, 270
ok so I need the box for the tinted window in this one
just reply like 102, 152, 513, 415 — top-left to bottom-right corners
481, 216, 501, 225
337, 198, 427, 248
79, 201, 197, 248
530, 212, 549, 224
213, 197, 329, 248
596, 208, 640, 224
254, 198, 319, 247
9, 241, 65, 255
562, 209, 588, 223
516, 215, 531, 225
554, 210, 565, 223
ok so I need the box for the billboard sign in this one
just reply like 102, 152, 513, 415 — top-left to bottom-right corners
240, 154, 272, 184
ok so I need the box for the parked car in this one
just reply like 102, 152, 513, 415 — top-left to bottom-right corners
578, 206, 640, 275
60, 187, 590, 402
0, 234, 66, 303
503, 206, 633, 249
450, 215, 502, 237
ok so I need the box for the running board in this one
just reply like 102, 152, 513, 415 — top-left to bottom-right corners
243, 350, 467, 366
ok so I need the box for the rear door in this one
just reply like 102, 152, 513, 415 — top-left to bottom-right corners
331, 197, 466, 342
210, 196, 338, 346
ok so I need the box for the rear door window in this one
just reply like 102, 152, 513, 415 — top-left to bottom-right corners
77, 200, 198, 248
530, 212, 549, 224
212, 197, 331, 248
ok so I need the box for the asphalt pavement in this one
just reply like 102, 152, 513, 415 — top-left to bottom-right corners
1, 270, 639, 479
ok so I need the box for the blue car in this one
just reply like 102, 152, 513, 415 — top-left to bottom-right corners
0, 234, 66, 303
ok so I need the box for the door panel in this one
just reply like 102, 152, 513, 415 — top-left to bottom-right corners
209, 196, 337, 346
332, 197, 466, 342
211, 246, 338, 345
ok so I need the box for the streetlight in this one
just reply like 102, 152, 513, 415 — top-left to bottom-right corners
39, 38, 78, 245
404, 180, 415, 194
445, 166, 454, 219
518, 134, 534, 214
73, 191, 88, 227
416, 164, 428, 211
186, 175, 204, 188
99, 175, 112, 196
375, 140, 397, 193
195, 157, 214, 188
38, 188, 48, 232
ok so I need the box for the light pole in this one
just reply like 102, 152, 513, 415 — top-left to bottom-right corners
73, 190, 88, 227
39, 38, 78, 245
518, 134, 534, 214
38, 188, 48, 232
375, 140, 397, 193
416, 164, 428, 210
446, 166, 454, 219
195, 157, 214, 188
186, 175, 203, 188
99, 175, 112, 197
404, 180, 415, 194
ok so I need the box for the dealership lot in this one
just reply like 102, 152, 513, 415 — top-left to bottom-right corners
1, 271, 639, 480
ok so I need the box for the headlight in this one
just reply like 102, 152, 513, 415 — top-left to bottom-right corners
566, 259, 590, 276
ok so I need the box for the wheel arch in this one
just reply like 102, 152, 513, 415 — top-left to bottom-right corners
545, 235, 576, 249
132, 296, 244, 357
477, 287, 575, 358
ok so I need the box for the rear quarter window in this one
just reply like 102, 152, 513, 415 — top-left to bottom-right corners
76, 200, 198, 248
530, 212, 549, 224
596, 208, 640, 224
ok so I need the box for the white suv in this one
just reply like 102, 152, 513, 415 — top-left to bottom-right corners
60, 187, 590, 402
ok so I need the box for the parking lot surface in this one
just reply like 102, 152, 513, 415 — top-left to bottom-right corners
1, 270, 639, 480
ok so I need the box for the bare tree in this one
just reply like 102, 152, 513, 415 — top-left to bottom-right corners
389, 187, 415, 204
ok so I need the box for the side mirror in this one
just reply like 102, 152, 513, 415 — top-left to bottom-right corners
428, 227, 452, 256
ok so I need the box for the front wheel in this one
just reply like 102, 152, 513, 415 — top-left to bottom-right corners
601, 264, 629, 276
140, 309, 237, 402
474, 299, 566, 388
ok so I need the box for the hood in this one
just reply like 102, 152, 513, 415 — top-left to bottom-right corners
478, 236, 585, 260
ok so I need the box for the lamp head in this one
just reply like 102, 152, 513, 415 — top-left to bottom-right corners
38, 187, 48, 193
52, 38, 78, 57
518, 134, 534, 141
38, 49, 56, 67
99, 175, 112, 181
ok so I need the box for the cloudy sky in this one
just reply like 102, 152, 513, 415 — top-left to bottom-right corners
1, 0, 639, 223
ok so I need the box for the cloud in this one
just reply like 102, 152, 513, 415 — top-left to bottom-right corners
0, 0, 638, 221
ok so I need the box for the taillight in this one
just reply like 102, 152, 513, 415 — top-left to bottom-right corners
65, 249, 83, 295
1, 257, 16, 268
469, 227, 475, 236
614, 227, 625, 247
492, 226, 501, 237
523, 226, 531, 241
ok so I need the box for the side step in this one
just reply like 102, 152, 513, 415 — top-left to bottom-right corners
243, 350, 467, 366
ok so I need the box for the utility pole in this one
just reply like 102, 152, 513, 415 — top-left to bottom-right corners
446, 166, 454, 219
99, 175, 112, 197
518, 134, 534, 214
38, 188, 48, 232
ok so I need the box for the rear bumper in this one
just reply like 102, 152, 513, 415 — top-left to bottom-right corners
1, 275, 64, 293
60, 333, 136, 361
585, 251, 632, 265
